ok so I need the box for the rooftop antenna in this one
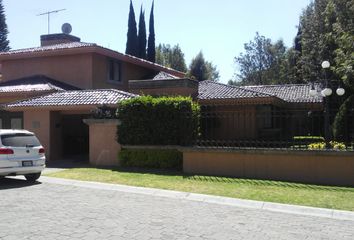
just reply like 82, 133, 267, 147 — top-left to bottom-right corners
37, 9, 66, 34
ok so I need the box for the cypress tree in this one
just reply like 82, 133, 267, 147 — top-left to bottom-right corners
294, 25, 302, 53
0, 0, 10, 51
125, 0, 138, 56
137, 6, 147, 59
147, 1, 155, 62
188, 51, 208, 81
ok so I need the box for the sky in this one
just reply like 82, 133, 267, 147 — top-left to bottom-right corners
4, 0, 311, 83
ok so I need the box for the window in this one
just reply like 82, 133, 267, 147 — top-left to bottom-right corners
1, 134, 41, 147
108, 59, 121, 82
0, 119, 2, 129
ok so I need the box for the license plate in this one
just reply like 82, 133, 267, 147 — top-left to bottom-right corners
22, 161, 33, 167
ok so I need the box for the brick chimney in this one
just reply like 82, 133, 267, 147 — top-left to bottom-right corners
40, 33, 81, 47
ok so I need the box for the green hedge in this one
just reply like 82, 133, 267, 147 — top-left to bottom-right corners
119, 149, 182, 170
293, 136, 324, 144
117, 96, 200, 145
333, 95, 354, 142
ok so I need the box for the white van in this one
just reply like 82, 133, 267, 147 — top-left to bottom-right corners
0, 129, 46, 182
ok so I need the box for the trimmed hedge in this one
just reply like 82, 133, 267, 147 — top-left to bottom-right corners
293, 136, 324, 145
117, 96, 200, 146
119, 149, 182, 170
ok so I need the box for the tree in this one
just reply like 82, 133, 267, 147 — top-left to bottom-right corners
233, 32, 287, 85
279, 47, 303, 84
125, 0, 138, 56
0, 0, 10, 51
137, 6, 147, 59
147, 1, 155, 62
294, 25, 302, 53
188, 51, 219, 81
329, 0, 354, 91
297, 0, 339, 83
155, 44, 187, 72
205, 62, 220, 81
333, 95, 354, 142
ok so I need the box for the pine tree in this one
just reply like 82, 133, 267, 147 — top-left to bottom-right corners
188, 51, 219, 81
147, 1, 156, 62
137, 6, 147, 59
0, 0, 10, 51
125, 0, 138, 56
155, 44, 188, 72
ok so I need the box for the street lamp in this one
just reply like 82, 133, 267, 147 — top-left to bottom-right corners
309, 61, 345, 97
309, 61, 345, 149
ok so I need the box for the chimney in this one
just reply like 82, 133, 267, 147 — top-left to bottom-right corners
40, 33, 81, 47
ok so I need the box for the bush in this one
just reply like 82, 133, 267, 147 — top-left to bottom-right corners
119, 149, 182, 170
333, 95, 354, 142
117, 96, 200, 146
308, 141, 346, 150
293, 136, 324, 145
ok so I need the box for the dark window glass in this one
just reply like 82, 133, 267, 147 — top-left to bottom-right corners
108, 60, 121, 82
1, 134, 41, 147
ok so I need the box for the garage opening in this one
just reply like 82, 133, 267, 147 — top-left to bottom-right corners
61, 114, 89, 162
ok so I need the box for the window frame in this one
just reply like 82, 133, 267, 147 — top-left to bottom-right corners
107, 59, 122, 84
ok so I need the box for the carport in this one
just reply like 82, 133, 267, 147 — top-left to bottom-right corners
4, 89, 137, 164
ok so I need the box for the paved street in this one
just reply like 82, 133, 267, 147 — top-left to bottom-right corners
0, 177, 353, 240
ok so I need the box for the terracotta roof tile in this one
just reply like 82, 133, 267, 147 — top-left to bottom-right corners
0, 75, 79, 93
5, 89, 137, 108
198, 81, 323, 103
153, 71, 179, 80
198, 80, 273, 100
0, 42, 185, 78
242, 84, 323, 103
0, 42, 96, 55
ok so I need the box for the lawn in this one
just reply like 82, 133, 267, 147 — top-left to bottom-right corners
46, 167, 354, 211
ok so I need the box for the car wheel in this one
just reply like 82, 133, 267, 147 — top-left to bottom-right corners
25, 173, 41, 182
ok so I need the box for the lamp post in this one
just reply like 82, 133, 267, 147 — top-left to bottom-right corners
309, 61, 345, 149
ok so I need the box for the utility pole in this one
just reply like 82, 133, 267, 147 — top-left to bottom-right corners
37, 9, 66, 34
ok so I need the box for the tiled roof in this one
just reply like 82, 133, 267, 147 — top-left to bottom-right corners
0, 42, 185, 78
0, 42, 96, 55
198, 81, 323, 103
241, 84, 323, 103
5, 89, 137, 108
0, 75, 80, 93
198, 80, 273, 100
153, 71, 180, 80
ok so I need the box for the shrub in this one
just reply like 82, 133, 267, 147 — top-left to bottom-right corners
308, 141, 346, 150
293, 136, 324, 145
117, 96, 200, 146
119, 149, 182, 170
308, 142, 326, 150
333, 95, 354, 142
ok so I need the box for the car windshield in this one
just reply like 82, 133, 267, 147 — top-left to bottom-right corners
1, 133, 41, 147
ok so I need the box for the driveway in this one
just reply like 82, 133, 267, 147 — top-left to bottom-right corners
0, 177, 353, 240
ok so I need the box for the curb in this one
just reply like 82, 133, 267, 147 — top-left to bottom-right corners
39, 176, 354, 222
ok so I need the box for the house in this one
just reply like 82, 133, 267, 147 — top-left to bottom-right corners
130, 77, 324, 142
0, 32, 325, 165
0, 32, 184, 162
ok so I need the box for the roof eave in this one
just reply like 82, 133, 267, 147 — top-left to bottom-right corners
198, 96, 279, 105
4, 103, 118, 112
0, 45, 185, 78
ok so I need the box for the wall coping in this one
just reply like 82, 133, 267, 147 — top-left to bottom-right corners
122, 145, 181, 150
122, 145, 354, 157
83, 118, 121, 125
180, 146, 354, 157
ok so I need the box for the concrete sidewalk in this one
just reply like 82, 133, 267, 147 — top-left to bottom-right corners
39, 176, 354, 222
